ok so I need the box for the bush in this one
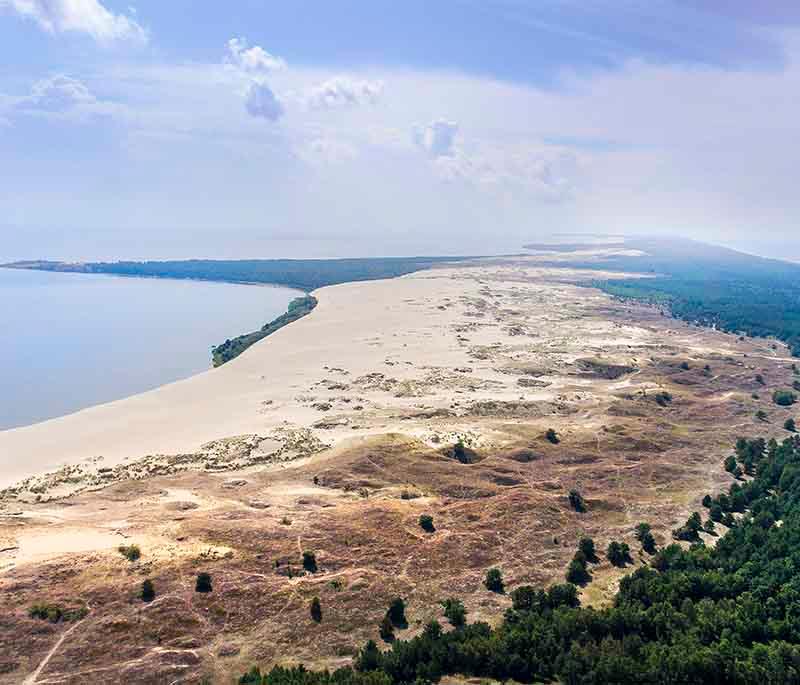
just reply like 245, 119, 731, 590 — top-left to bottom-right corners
453, 440, 468, 464
634, 522, 652, 541
545, 428, 560, 444
118, 544, 141, 562
566, 558, 591, 585
756, 409, 769, 422
387, 597, 407, 628
303, 551, 318, 573
484, 568, 504, 593
310, 597, 322, 622
28, 603, 87, 623
606, 541, 632, 567
773, 390, 798, 406
141, 579, 155, 602
578, 537, 598, 562
655, 391, 673, 407
441, 598, 466, 627
642, 531, 657, 554
379, 615, 394, 642
195, 572, 213, 593
568, 489, 587, 513
418, 514, 435, 533
680, 361, 691, 370
785, 418, 797, 432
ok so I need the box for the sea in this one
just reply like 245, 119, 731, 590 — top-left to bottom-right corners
0, 268, 300, 431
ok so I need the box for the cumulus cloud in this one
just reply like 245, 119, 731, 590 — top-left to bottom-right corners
22, 74, 96, 111
304, 76, 384, 110
245, 82, 284, 122
225, 37, 286, 74
1, 0, 147, 42
413, 119, 459, 157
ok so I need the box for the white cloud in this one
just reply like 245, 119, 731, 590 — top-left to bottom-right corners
245, 81, 284, 122
304, 76, 384, 110
413, 119, 459, 157
225, 37, 286, 74
1, 0, 147, 43
23, 74, 96, 111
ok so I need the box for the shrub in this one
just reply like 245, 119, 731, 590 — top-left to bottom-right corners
453, 440, 468, 464
28, 603, 87, 623
701, 494, 712, 507
634, 522, 652, 541
419, 514, 435, 533
545, 428, 560, 444
578, 537, 598, 562
607, 541, 632, 567
655, 391, 673, 407
141, 579, 155, 602
310, 597, 322, 623
302, 551, 318, 573
484, 568, 504, 593
756, 409, 769, 422
118, 544, 141, 562
773, 390, 798, 406
568, 489, 587, 513
387, 597, 407, 627
441, 598, 466, 627
195, 572, 213, 593
786, 418, 797, 432
642, 531, 657, 554
566, 558, 591, 585
379, 615, 394, 642
423, 619, 442, 640
680, 361, 691, 370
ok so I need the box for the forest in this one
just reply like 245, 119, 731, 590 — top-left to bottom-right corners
550, 238, 800, 357
240, 433, 800, 685
2, 256, 470, 292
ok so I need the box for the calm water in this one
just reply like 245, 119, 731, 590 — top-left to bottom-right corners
0, 268, 300, 430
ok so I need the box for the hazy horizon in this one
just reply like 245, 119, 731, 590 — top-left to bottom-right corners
2, 2, 800, 259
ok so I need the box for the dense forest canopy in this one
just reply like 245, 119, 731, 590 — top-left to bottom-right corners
534, 238, 800, 357
242, 433, 800, 685
2, 256, 472, 292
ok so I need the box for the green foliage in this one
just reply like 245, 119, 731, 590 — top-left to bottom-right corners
28, 603, 87, 623
545, 428, 559, 444
578, 537, 598, 562
386, 598, 407, 628
606, 540, 632, 567
379, 615, 394, 642
786, 418, 797, 432
634, 522, 652, 541
213, 296, 317, 366
441, 598, 466, 627
310, 597, 322, 623
484, 568, 504, 593
303, 551, 318, 574
195, 572, 213, 593
774, 390, 798, 407
141, 579, 155, 602
117, 544, 141, 562
654, 390, 673, 407
568, 489, 586, 513
566, 557, 591, 585
418, 514, 435, 533
641, 531, 657, 555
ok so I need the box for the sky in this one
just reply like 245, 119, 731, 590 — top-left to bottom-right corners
1, 1, 800, 260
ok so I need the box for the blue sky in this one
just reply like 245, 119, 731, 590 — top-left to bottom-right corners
1, 1, 800, 259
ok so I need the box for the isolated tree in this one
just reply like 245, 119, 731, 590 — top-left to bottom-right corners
302, 551, 318, 573
545, 428, 560, 444
441, 598, 466, 627
310, 597, 322, 623
419, 514, 435, 533
566, 558, 591, 585
387, 597, 407, 627
607, 541, 631, 567
484, 568, 504, 593
568, 489, 587, 513
578, 537, 598, 563
773, 390, 798, 406
453, 439, 468, 464
634, 522, 652, 542
195, 572, 213, 593
141, 579, 155, 603
785, 418, 797, 432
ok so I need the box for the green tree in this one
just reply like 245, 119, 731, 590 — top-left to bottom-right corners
641, 531, 657, 554
418, 514, 435, 533
441, 598, 466, 627
303, 551, 318, 573
773, 389, 798, 406
578, 537, 598, 562
606, 541, 631, 567
484, 568, 504, 593
387, 597, 407, 627
568, 489, 587, 513
634, 522, 652, 541
566, 558, 590, 585
310, 597, 322, 623
379, 615, 394, 642
545, 428, 560, 444
195, 572, 212, 593
785, 418, 797, 432
141, 579, 155, 602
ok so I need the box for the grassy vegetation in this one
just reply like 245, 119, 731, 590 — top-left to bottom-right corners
212, 295, 317, 366
241, 433, 800, 685
549, 238, 800, 357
